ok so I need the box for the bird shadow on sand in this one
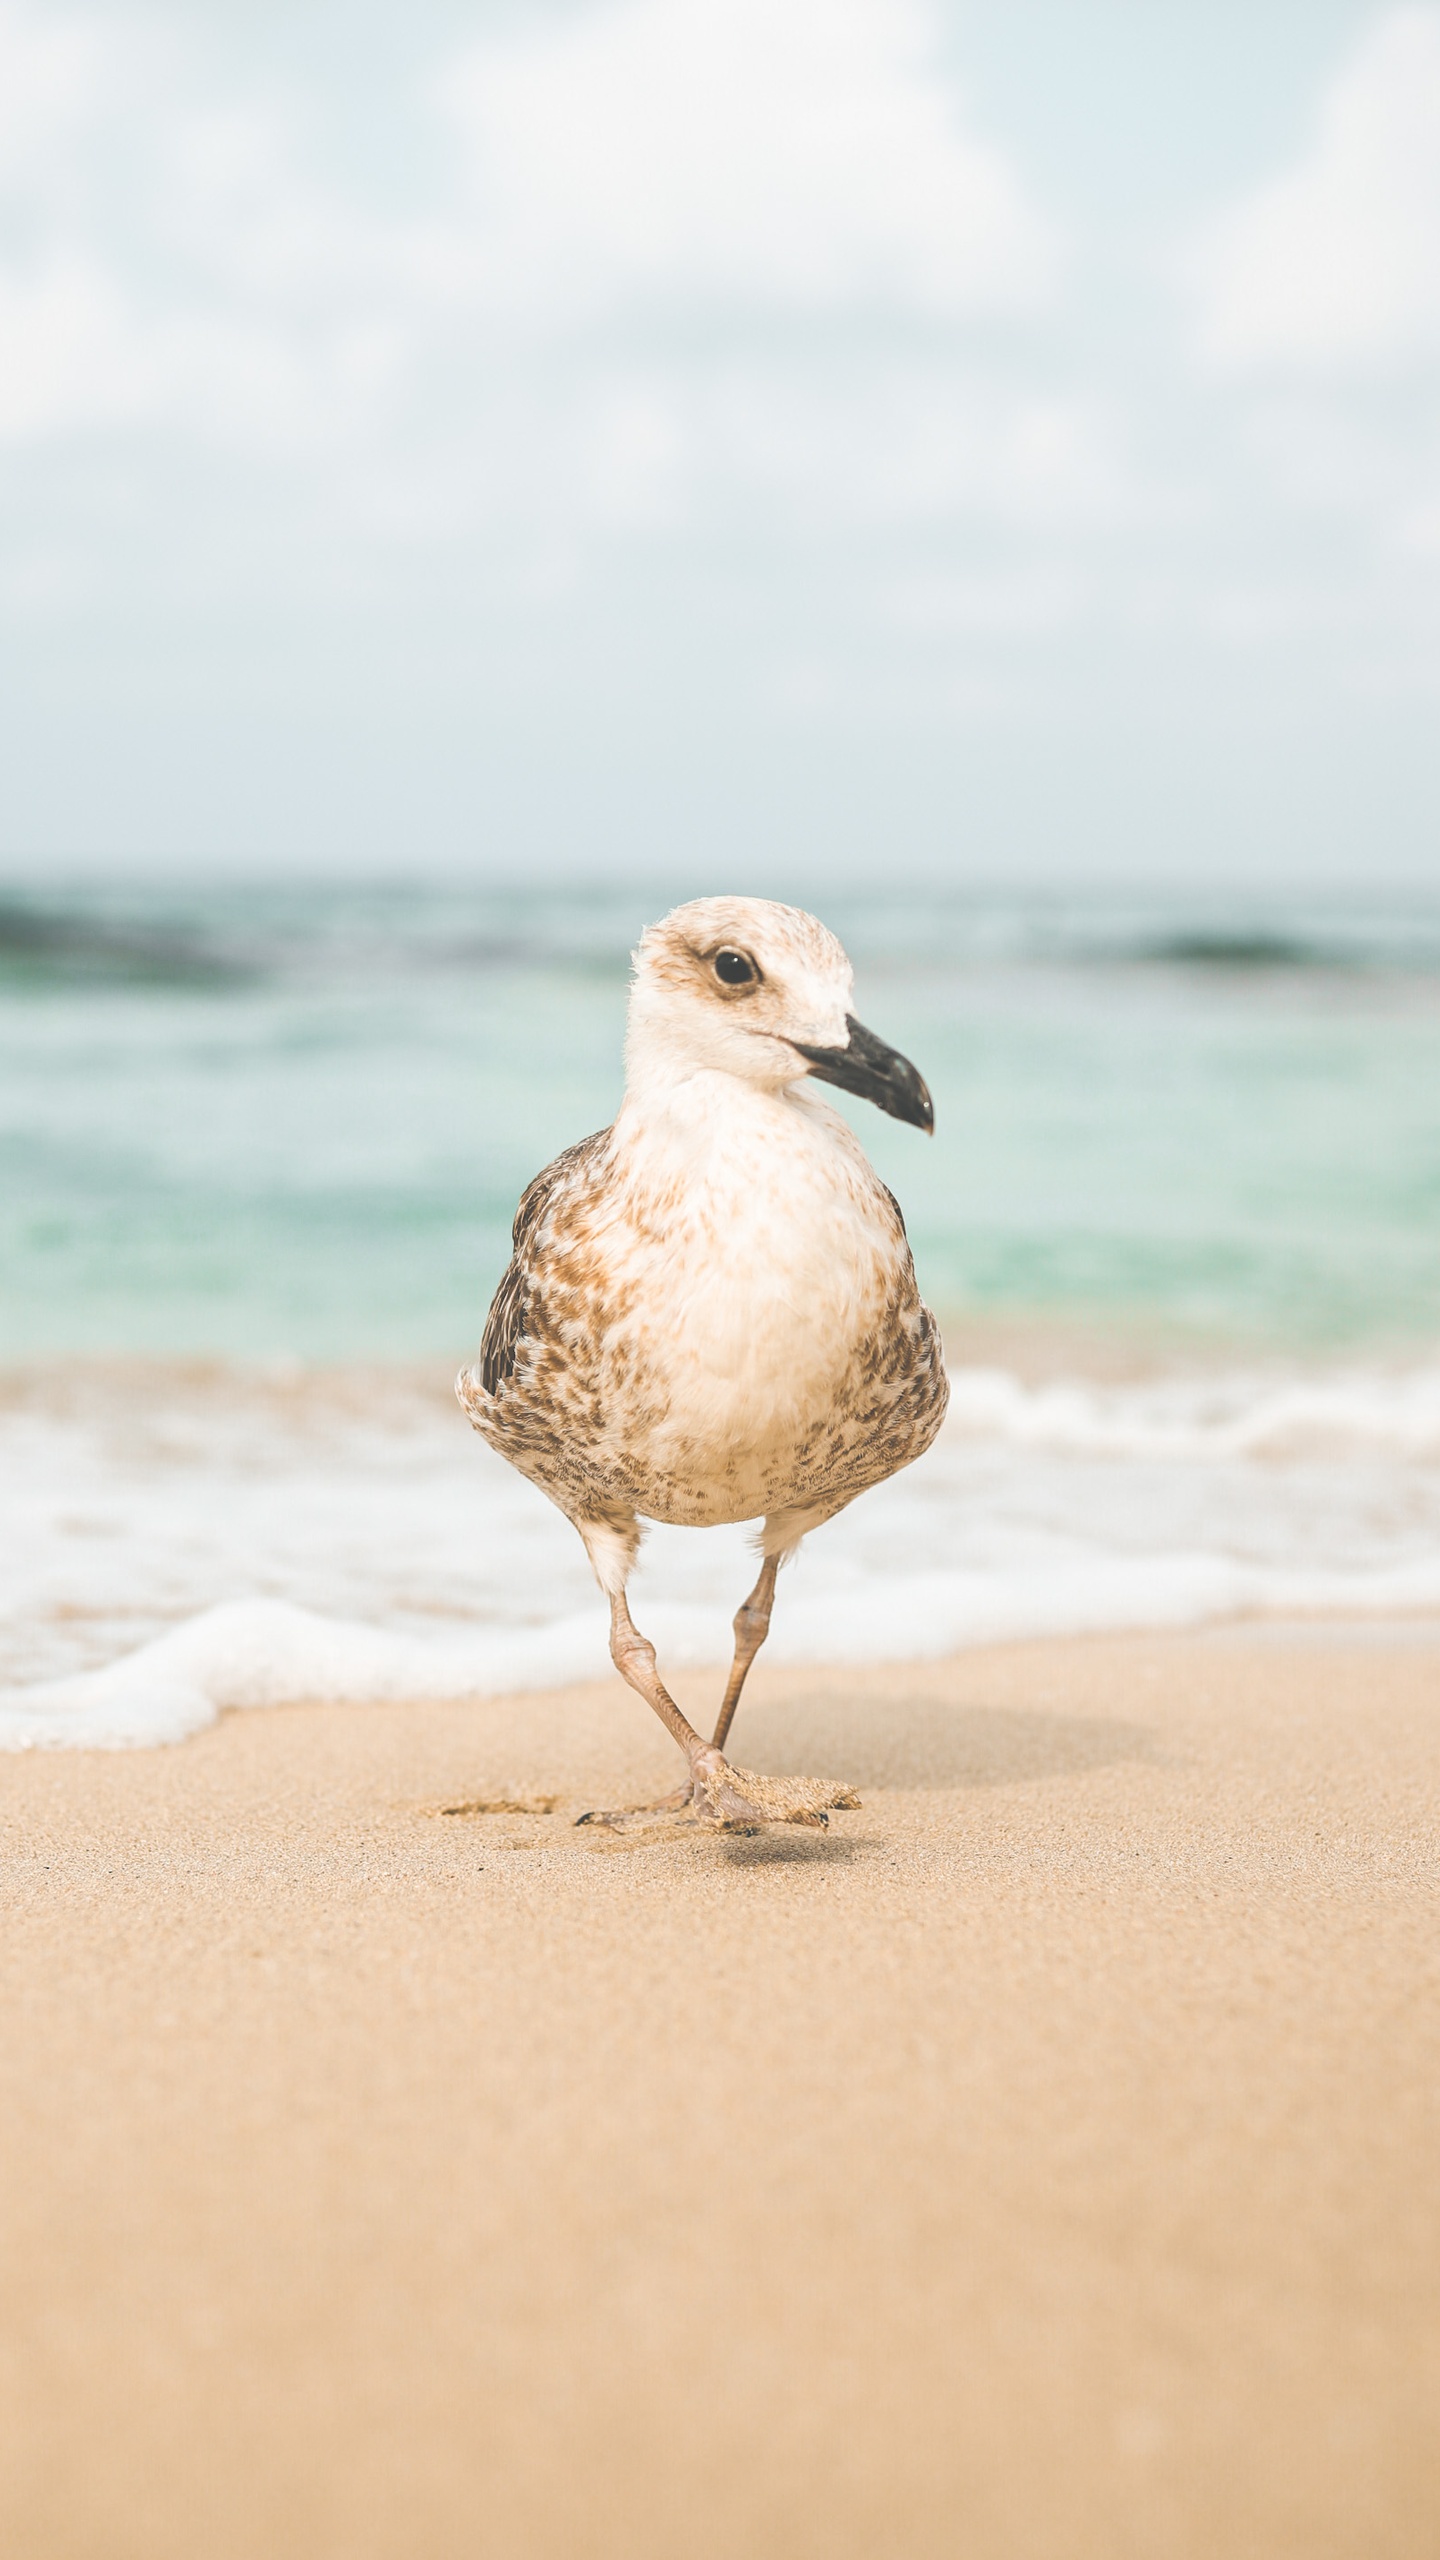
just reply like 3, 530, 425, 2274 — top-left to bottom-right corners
729, 1695, 1160, 1795
712, 1825, 871, 1869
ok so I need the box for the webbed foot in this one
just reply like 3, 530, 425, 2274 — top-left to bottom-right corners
575, 1759, 860, 1835
689, 1751, 861, 1832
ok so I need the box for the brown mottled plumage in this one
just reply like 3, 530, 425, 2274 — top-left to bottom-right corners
458, 897, 948, 1832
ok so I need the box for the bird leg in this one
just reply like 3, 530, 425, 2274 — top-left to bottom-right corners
709, 1552, 779, 1753
576, 1577, 859, 1834
588, 1588, 774, 1829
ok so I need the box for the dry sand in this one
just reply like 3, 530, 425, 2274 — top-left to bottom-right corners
2, 1626, 1438, 2560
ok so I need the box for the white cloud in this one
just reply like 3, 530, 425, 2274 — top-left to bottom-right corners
0, 0, 1080, 568
0, 0, 1057, 478
885, 565, 1084, 635
1189, 5, 1440, 371
0, 0, 97, 177
0, 7, 407, 449
432, 0, 1056, 319
0, 255, 148, 436
672, 368, 1119, 528
3, 4, 1439, 879
1401, 493, 1440, 552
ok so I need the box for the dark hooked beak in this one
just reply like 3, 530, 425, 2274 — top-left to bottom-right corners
791, 1014, 934, 1133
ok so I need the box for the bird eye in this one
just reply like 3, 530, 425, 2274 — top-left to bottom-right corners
713, 948, 758, 987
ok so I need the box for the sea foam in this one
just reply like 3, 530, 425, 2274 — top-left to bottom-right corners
3, 1360, 1439, 1750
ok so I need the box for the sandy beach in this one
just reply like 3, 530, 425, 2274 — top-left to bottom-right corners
2, 1625, 1437, 2560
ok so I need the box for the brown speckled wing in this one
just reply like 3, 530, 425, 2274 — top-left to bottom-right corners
478, 1129, 610, 1398
880, 1181, 908, 1241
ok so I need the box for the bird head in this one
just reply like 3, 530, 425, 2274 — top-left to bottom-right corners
627, 896, 933, 1133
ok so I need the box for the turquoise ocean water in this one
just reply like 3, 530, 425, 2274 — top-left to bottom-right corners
3, 879, 1439, 1360
5, 879, 1440, 1740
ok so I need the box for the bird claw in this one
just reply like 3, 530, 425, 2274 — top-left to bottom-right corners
574, 1764, 859, 1837
690, 1755, 860, 1831
574, 1782, 696, 1830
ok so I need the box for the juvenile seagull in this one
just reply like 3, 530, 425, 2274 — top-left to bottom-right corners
458, 897, 948, 1830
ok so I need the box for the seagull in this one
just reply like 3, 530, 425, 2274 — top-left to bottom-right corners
457, 897, 948, 1830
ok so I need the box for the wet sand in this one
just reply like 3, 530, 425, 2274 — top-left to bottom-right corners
2, 1626, 1438, 2559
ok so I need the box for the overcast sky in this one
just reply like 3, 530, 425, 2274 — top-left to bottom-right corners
2, 0, 1438, 886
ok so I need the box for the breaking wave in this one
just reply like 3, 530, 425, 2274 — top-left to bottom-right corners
3, 1356, 1439, 1749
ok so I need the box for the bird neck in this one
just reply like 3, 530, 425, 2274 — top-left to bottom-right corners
613, 1058, 848, 1197
620, 1056, 790, 1132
